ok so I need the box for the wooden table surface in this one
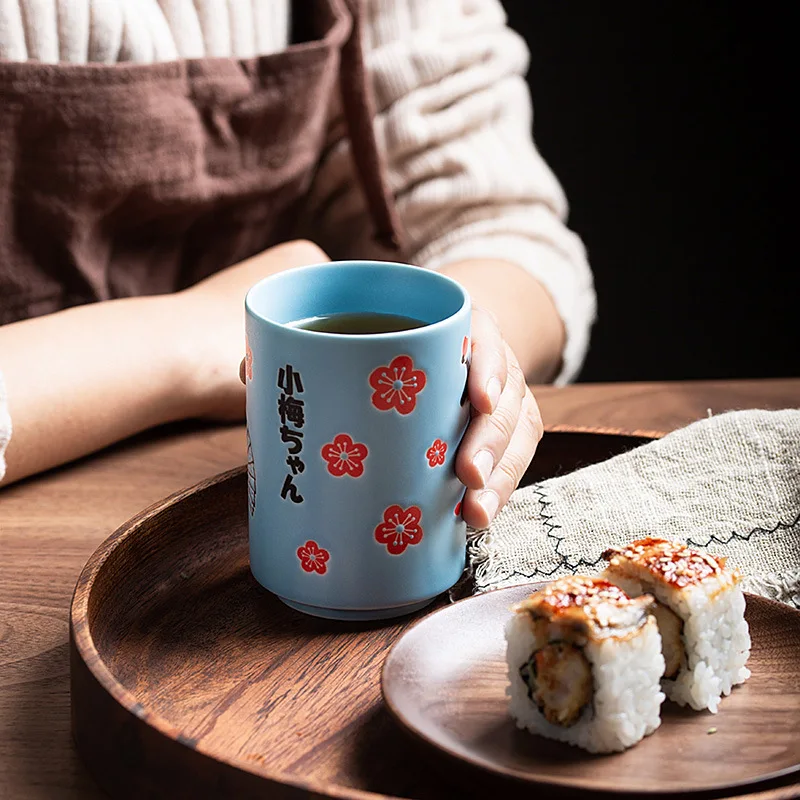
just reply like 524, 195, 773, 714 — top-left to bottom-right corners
1, 378, 797, 799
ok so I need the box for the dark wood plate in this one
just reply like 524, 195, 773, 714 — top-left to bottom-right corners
381, 584, 800, 796
71, 429, 795, 799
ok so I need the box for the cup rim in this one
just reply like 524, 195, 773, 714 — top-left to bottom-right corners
244, 260, 471, 339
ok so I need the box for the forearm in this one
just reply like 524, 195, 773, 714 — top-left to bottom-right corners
0, 239, 331, 487
438, 259, 565, 383
0, 294, 194, 486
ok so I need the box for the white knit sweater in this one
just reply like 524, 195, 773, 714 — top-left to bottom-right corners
0, 0, 595, 482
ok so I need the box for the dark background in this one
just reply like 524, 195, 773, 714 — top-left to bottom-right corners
502, 2, 795, 382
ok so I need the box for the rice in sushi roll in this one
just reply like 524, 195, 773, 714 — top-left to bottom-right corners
602, 537, 751, 713
505, 576, 665, 753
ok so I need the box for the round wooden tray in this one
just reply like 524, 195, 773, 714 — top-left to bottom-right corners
69, 430, 799, 799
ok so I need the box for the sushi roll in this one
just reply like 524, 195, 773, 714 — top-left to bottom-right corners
505, 576, 665, 754
602, 537, 751, 713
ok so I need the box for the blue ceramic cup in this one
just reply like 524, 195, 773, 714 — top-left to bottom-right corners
244, 261, 471, 620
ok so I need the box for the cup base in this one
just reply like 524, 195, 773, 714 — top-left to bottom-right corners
278, 596, 435, 621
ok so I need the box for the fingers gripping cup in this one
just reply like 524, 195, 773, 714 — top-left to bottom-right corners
245, 261, 471, 621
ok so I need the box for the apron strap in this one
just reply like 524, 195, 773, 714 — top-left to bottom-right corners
338, 0, 406, 254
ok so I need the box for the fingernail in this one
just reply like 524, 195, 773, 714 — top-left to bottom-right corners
478, 490, 500, 523
486, 377, 502, 411
472, 450, 494, 487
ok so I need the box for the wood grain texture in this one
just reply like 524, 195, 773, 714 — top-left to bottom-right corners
1, 380, 798, 798
533, 378, 800, 437
382, 585, 800, 797
70, 434, 648, 800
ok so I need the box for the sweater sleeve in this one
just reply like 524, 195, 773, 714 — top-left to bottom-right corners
0, 369, 10, 483
302, 0, 596, 383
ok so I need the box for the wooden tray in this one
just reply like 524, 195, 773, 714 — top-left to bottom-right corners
69, 429, 798, 799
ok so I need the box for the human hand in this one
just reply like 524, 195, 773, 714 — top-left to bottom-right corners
455, 306, 544, 529
181, 240, 330, 420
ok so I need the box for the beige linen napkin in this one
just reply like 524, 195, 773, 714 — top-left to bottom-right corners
468, 409, 800, 607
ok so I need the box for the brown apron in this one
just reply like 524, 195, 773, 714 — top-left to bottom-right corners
0, 0, 403, 326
